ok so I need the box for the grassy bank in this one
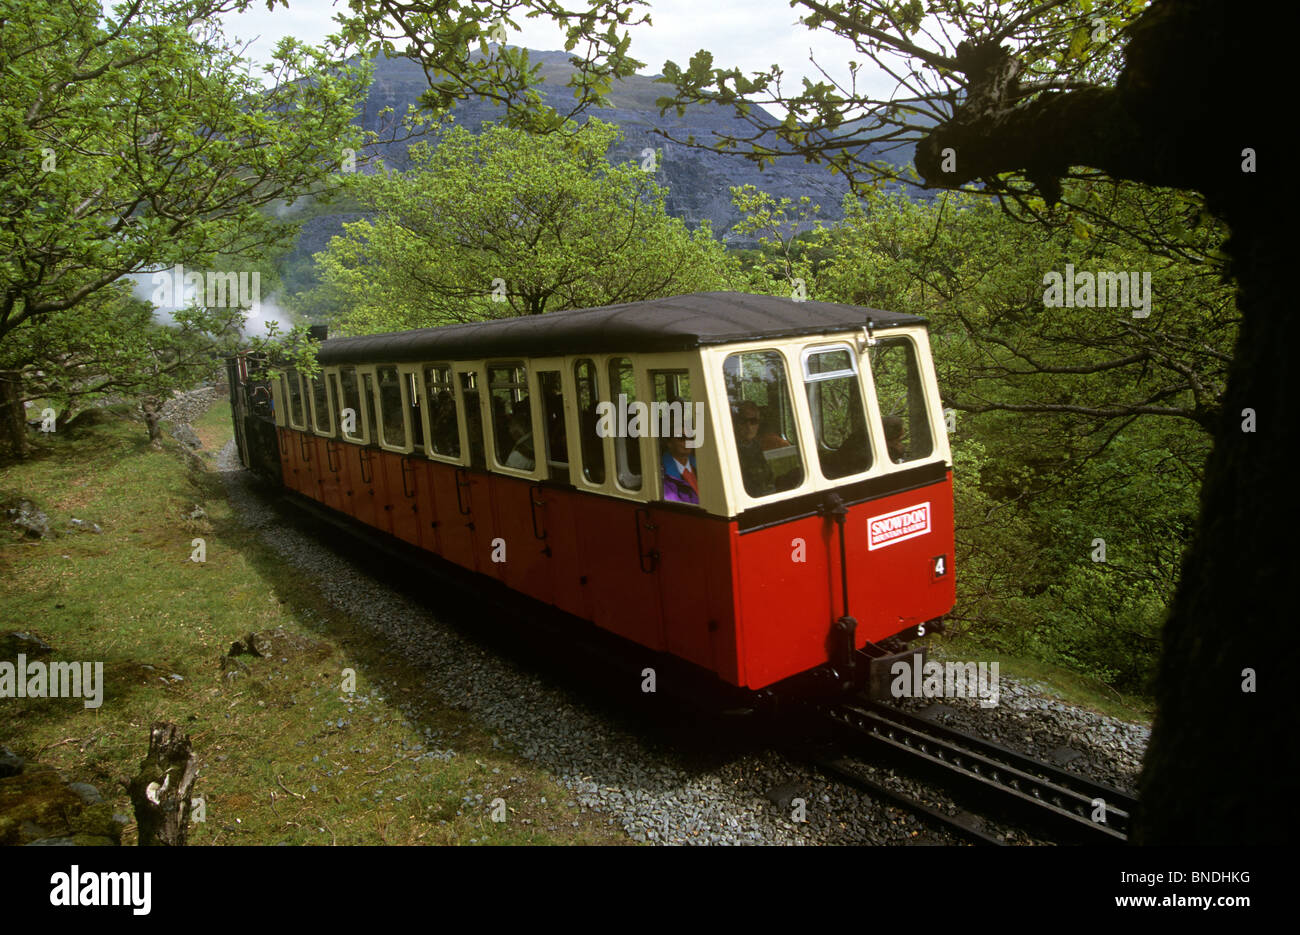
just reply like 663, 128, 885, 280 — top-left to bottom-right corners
1, 402, 625, 845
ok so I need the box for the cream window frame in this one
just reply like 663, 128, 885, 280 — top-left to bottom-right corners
333, 364, 372, 446
369, 363, 415, 455
417, 362, 467, 467
284, 371, 310, 431
307, 371, 336, 438
484, 359, 544, 481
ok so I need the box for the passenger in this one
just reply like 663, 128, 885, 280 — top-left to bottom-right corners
757, 407, 793, 452
492, 396, 509, 447
661, 434, 699, 505
505, 406, 535, 470
383, 406, 405, 444
827, 405, 871, 477
883, 415, 906, 462
734, 400, 774, 496
432, 390, 458, 453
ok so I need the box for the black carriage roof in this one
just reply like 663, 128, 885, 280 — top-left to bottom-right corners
316, 292, 925, 365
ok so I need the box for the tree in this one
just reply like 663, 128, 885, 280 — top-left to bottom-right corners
653, 0, 1287, 843
0, 0, 372, 454
332, 0, 652, 135
0, 0, 370, 354
312, 119, 742, 333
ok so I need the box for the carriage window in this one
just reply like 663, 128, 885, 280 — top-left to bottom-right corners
459, 371, 486, 468
651, 369, 700, 506
376, 366, 407, 449
284, 372, 306, 428
573, 359, 606, 484
869, 337, 935, 464
489, 362, 533, 471
804, 345, 872, 479
424, 365, 460, 458
608, 357, 642, 491
338, 366, 369, 443
537, 371, 570, 484
310, 374, 333, 435
722, 350, 805, 497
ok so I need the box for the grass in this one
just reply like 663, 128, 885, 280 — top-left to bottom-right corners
0, 400, 627, 845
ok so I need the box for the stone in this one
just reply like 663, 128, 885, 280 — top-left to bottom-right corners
67, 518, 103, 534
1050, 745, 1085, 766
1, 631, 53, 657
169, 424, 202, 449
6, 500, 49, 538
764, 782, 803, 810
67, 782, 103, 806
0, 747, 23, 778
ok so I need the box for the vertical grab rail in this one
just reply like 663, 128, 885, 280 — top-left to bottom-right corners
529, 485, 551, 556
401, 457, 418, 499
634, 508, 658, 573
454, 467, 472, 516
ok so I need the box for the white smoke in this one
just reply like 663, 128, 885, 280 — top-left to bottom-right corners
124, 268, 296, 334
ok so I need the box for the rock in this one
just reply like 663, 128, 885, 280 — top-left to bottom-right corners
245, 631, 273, 658
186, 505, 207, 521
765, 782, 803, 810
0, 747, 23, 778
220, 655, 250, 681
169, 424, 202, 449
228, 628, 326, 663
67, 782, 103, 806
67, 518, 103, 534
1, 631, 53, 657
1050, 745, 1085, 767
6, 500, 49, 538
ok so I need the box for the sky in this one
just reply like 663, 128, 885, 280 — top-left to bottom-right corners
210, 0, 902, 111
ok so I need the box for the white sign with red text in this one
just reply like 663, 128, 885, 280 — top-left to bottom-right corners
867, 502, 931, 551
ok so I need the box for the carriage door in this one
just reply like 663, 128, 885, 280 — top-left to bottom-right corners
533, 367, 584, 615
447, 366, 491, 573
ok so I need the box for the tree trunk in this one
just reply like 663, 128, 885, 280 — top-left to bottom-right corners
141, 394, 163, 447
0, 371, 27, 459
127, 722, 198, 846
1133, 198, 1294, 843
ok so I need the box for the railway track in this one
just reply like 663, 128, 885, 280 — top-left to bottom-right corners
795, 698, 1139, 845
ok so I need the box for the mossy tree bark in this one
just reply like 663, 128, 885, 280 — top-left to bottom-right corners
127, 722, 197, 847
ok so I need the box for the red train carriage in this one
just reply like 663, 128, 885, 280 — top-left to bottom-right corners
231, 292, 956, 695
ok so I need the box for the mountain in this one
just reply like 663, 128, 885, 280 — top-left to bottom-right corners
285, 49, 917, 277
